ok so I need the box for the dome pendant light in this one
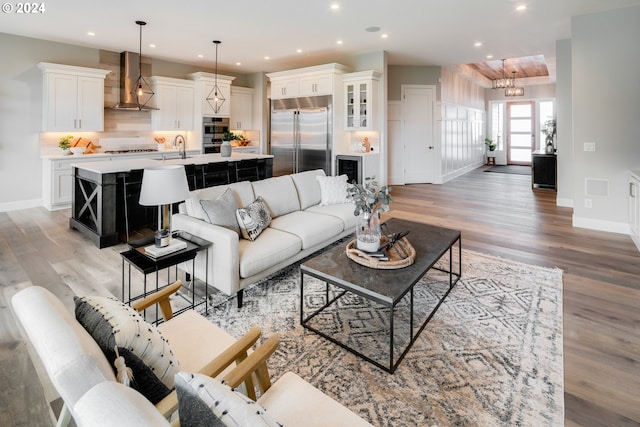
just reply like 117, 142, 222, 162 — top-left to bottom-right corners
132, 20, 155, 110
206, 40, 225, 114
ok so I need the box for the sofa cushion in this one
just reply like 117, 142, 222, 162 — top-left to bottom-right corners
185, 181, 255, 220
251, 175, 300, 218
317, 175, 350, 206
238, 228, 302, 278
175, 372, 280, 427
74, 295, 180, 405
306, 203, 358, 231
236, 196, 272, 241
200, 187, 240, 236
290, 169, 325, 210
270, 211, 344, 249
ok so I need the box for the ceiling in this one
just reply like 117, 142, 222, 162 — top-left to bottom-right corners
2, 0, 639, 83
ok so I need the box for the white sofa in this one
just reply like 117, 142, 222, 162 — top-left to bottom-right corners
173, 169, 357, 307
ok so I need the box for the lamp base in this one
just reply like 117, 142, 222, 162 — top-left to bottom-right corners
155, 229, 170, 247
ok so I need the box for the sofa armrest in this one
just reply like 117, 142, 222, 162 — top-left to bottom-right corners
172, 213, 241, 296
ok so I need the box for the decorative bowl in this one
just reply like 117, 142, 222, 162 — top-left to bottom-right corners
70, 147, 85, 155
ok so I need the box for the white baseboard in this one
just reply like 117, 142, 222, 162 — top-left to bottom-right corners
0, 199, 43, 213
572, 215, 629, 235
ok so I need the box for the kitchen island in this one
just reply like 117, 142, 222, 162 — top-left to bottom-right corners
70, 152, 273, 248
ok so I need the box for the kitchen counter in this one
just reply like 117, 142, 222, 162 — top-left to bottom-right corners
69, 152, 273, 248
72, 152, 273, 174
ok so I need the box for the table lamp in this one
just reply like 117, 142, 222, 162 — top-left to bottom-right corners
139, 165, 190, 247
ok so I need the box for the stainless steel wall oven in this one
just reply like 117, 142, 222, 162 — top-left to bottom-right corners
203, 117, 230, 153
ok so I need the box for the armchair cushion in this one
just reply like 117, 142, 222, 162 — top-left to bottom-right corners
236, 196, 271, 241
200, 187, 240, 236
74, 295, 181, 404
175, 372, 280, 427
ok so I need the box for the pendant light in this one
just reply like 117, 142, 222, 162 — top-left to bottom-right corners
132, 20, 155, 110
206, 40, 225, 114
492, 59, 515, 90
505, 71, 525, 96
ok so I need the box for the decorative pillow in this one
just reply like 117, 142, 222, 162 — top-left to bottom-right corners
236, 196, 271, 241
316, 174, 350, 206
175, 372, 281, 427
74, 295, 180, 404
200, 187, 241, 236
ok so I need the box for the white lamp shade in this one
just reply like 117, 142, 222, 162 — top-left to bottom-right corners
139, 165, 190, 206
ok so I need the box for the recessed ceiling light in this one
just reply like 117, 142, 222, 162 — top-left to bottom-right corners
236, 62, 242, 66
264, 56, 270, 60
366, 26, 380, 33
337, 40, 343, 45
486, 54, 493, 59
149, 44, 156, 48
296, 49, 303, 53
330, 3, 340, 10
87, 32, 95, 37
516, 5, 527, 11
381, 34, 388, 39
197, 54, 204, 58
474, 42, 482, 47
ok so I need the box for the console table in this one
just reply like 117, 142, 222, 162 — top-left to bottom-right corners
531, 151, 557, 190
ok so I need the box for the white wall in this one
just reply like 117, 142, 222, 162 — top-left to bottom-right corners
555, 39, 573, 208
571, 5, 640, 233
0, 33, 99, 211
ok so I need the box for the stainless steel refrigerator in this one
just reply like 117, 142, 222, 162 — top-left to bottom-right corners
269, 95, 332, 176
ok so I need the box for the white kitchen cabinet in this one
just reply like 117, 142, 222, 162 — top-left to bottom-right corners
187, 72, 235, 118
230, 87, 254, 130
38, 62, 110, 132
630, 171, 640, 251
343, 71, 381, 130
267, 63, 350, 100
150, 77, 195, 131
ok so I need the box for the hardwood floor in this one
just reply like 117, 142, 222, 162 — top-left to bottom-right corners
1, 167, 639, 426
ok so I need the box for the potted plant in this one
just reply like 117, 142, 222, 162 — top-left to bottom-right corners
346, 177, 392, 252
58, 135, 74, 155
542, 119, 556, 154
221, 131, 240, 157
484, 137, 497, 152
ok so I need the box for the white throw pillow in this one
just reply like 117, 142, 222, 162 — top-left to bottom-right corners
316, 174, 350, 206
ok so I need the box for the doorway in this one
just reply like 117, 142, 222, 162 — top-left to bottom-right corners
506, 101, 535, 165
401, 85, 436, 183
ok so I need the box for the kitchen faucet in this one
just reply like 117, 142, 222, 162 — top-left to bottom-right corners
174, 135, 186, 159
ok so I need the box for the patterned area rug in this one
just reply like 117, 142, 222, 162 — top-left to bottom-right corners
200, 249, 564, 426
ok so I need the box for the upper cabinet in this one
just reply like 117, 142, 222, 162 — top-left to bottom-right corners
230, 87, 254, 130
38, 62, 110, 132
149, 76, 195, 131
343, 71, 381, 131
187, 72, 235, 118
267, 63, 350, 100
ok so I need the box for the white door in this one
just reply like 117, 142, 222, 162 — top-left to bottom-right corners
402, 85, 436, 183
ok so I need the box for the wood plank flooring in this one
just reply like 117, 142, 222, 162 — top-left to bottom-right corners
1, 167, 639, 426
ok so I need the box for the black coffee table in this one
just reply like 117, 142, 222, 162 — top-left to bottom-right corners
300, 218, 461, 373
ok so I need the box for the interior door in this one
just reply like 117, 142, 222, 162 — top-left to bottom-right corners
507, 101, 535, 165
402, 85, 436, 183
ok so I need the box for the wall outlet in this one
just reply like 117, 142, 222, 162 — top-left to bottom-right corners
584, 198, 593, 208
584, 142, 596, 152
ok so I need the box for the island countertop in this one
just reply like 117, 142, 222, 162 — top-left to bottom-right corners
72, 152, 273, 174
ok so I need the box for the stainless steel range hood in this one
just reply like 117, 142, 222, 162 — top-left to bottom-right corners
109, 51, 157, 111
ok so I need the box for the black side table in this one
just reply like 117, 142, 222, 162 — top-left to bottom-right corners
120, 231, 211, 323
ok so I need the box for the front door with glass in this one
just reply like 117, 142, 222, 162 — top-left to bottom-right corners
507, 101, 535, 165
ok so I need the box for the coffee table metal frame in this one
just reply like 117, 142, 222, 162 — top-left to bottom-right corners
120, 231, 211, 324
300, 219, 461, 373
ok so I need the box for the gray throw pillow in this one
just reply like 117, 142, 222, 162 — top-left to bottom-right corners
175, 372, 281, 427
200, 187, 240, 236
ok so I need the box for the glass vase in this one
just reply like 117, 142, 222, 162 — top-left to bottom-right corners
356, 210, 381, 252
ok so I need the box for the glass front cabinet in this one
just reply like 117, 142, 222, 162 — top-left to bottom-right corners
343, 71, 381, 131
